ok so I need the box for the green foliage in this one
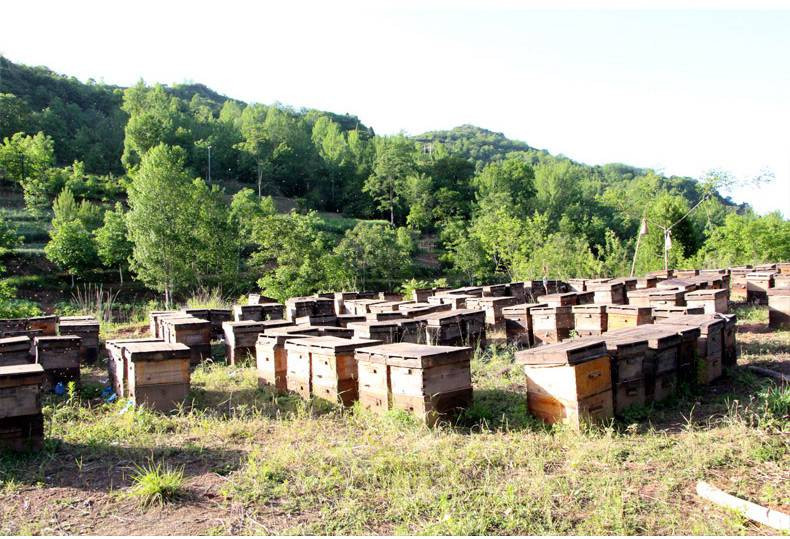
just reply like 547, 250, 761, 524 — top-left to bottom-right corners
94, 202, 132, 281
693, 211, 790, 268
44, 218, 97, 279
364, 135, 416, 224
129, 461, 185, 507
229, 189, 275, 246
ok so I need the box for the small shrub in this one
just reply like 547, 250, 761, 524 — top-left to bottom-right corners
129, 461, 184, 507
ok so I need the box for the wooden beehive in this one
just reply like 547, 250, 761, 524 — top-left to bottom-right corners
572, 304, 608, 336
0, 318, 28, 338
379, 292, 403, 302
234, 302, 285, 322
344, 298, 386, 315
0, 363, 45, 451
777, 262, 790, 274
746, 272, 774, 305
348, 321, 400, 343
247, 293, 278, 305
353, 345, 391, 413
684, 288, 728, 314
208, 309, 232, 338
34, 335, 81, 388
590, 282, 626, 305
294, 314, 339, 326
756, 263, 777, 272
675, 269, 699, 278
567, 279, 587, 292
648, 289, 686, 308
531, 306, 574, 345
646, 269, 674, 281
222, 320, 291, 365
415, 311, 464, 346
149, 310, 179, 338
27, 315, 58, 337
381, 342, 473, 425
58, 318, 100, 364
613, 327, 681, 402
124, 342, 191, 412
369, 300, 414, 313
412, 288, 433, 303
728, 266, 752, 297
607, 305, 653, 330
626, 288, 653, 307
333, 291, 358, 315
427, 294, 473, 310
336, 314, 367, 327
657, 315, 723, 384
716, 313, 738, 367
768, 289, 790, 330
611, 277, 637, 292
465, 296, 520, 333
438, 286, 483, 298
507, 282, 526, 302
516, 340, 613, 427
255, 333, 313, 391
501, 303, 547, 347
651, 306, 705, 320
774, 275, 790, 290
482, 284, 508, 297
575, 291, 595, 305
0, 336, 32, 367
393, 318, 425, 344
536, 292, 577, 307
635, 276, 658, 289
105, 337, 162, 397
399, 302, 452, 318
160, 316, 212, 367
366, 311, 406, 322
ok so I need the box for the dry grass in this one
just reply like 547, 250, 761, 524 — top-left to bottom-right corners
0, 306, 787, 535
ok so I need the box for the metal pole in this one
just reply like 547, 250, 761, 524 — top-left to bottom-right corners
207, 145, 212, 184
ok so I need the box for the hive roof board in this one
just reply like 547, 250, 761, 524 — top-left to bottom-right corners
516, 339, 608, 366
284, 335, 382, 353
0, 363, 45, 386
354, 342, 472, 368
122, 341, 191, 361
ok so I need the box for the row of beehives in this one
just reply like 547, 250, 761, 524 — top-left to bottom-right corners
516, 312, 736, 426
0, 315, 100, 452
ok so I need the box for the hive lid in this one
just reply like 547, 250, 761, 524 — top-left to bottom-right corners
684, 288, 727, 299
35, 335, 81, 343
107, 337, 161, 346
263, 325, 319, 337
0, 335, 31, 346
607, 305, 652, 315
123, 341, 191, 361
0, 363, 44, 381
656, 314, 723, 332
286, 335, 382, 352
59, 319, 100, 328
572, 304, 607, 314
531, 305, 573, 315
59, 315, 97, 322
746, 272, 775, 278
615, 327, 682, 349
501, 303, 548, 314
768, 288, 790, 296
354, 342, 472, 368
347, 321, 398, 330
223, 320, 291, 330
162, 316, 210, 326
28, 315, 58, 321
516, 339, 607, 366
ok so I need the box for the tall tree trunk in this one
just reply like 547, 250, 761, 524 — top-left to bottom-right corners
119, 266, 124, 285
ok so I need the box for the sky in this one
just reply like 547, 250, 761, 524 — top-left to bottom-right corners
2, 0, 789, 214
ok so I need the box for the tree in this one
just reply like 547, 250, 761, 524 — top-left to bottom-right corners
364, 135, 416, 224
95, 202, 133, 283
473, 157, 536, 216
229, 188, 276, 246
0, 132, 55, 184
330, 223, 413, 290
125, 144, 201, 307
44, 219, 97, 286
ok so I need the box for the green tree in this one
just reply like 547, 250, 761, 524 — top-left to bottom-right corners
44, 219, 97, 286
330, 223, 413, 290
229, 188, 276, 246
0, 132, 55, 184
364, 135, 416, 224
95, 202, 133, 283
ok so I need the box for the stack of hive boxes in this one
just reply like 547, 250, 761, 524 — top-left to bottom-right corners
58, 316, 100, 364
355, 342, 473, 425
531, 306, 574, 345
746, 272, 774, 304
233, 303, 285, 322
0, 336, 32, 367
589, 281, 626, 305
606, 305, 653, 330
768, 288, 790, 329
0, 364, 45, 451
105, 337, 162, 397
501, 303, 547, 347
34, 335, 81, 389
223, 319, 291, 365
572, 305, 608, 337
684, 289, 728, 314
159, 315, 212, 367
465, 296, 520, 342
285, 296, 334, 322
657, 314, 724, 385
255, 326, 318, 391
122, 342, 192, 411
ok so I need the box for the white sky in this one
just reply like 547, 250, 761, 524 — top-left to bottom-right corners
2, 0, 789, 214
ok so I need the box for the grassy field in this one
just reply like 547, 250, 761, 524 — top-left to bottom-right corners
0, 304, 787, 535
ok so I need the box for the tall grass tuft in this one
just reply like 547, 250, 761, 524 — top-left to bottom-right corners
185, 286, 231, 309
129, 461, 185, 507
71, 283, 119, 323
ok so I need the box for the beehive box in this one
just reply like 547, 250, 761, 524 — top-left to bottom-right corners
344, 298, 386, 315
208, 309, 233, 338
531, 306, 574, 345
567, 279, 587, 292
366, 311, 406, 322
507, 282, 526, 302
149, 311, 179, 338
348, 321, 400, 343
684, 288, 728, 314
412, 288, 433, 303
0, 336, 31, 367
369, 300, 413, 313
675, 269, 699, 278
648, 289, 686, 308
572, 305, 608, 336
635, 276, 658, 290
657, 315, 723, 384
465, 296, 520, 326
294, 315, 339, 326
124, 342, 191, 412
160, 316, 212, 367
611, 277, 638, 292
336, 314, 367, 327
590, 282, 626, 305
516, 340, 613, 427
716, 313, 738, 367
315, 326, 356, 338
607, 305, 653, 330
234, 302, 285, 322
34, 335, 81, 389
646, 269, 674, 281
438, 286, 483, 298
626, 289, 653, 307
482, 284, 508, 297
427, 294, 473, 310
255, 333, 313, 391
0, 318, 28, 338
536, 292, 577, 307
379, 292, 403, 302
0, 363, 45, 451
333, 291, 358, 315
651, 306, 705, 320
777, 262, 790, 274
756, 263, 777, 272
105, 337, 162, 397
613, 327, 681, 402
728, 266, 752, 297
222, 320, 292, 365
774, 275, 790, 289
247, 293, 278, 305
575, 291, 595, 305
373, 342, 473, 426
262, 325, 321, 338
768, 289, 790, 330
393, 318, 425, 344
353, 345, 391, 413
501, 303, 547, 347
285, 297, 335, 320
27, 315, 58, 337
399, 302, 452, 318
58, 318, 100, 364
746, 272, 775, 304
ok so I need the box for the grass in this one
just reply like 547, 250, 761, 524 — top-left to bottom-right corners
129, 461, 185, 507
0, 307, 788, 534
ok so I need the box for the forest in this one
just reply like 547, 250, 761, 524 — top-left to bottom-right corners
1, 55, 788, 312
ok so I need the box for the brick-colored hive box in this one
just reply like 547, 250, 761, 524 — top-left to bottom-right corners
58, 317, 100, 364
34, 335, 81, 389
0, 336, 32, 367
606, 305, 653, 330
359, 342, 473, 426
0, 363, 45, 451
160, 316, 212, 367
501, 303, 547, 347
28, 315, 58, 337
516, 340, 613, 427
106, 337, 162, 397
256, 331, 314, 391
684, 288, 728, 315
572, 304, 608, 336
768, 289, 790, 330
124, 342, 192, 412
531, 306, 574, 345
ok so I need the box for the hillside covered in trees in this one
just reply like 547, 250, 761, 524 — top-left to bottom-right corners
1, 56, 788, 310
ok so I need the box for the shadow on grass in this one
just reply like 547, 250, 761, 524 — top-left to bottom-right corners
187, 386, 342, 420
455, 388, 549, 433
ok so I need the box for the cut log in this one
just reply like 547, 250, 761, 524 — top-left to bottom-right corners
696, 480, 789, 531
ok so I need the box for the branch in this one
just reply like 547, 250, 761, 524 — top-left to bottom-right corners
696, 480, 790, 531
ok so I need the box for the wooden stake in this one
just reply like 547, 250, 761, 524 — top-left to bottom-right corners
746, 365, 790, 385
696, 480, 790, 531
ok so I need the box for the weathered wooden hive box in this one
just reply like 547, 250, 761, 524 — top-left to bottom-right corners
222, 320, 291, 365
574, 291, 595, 305
438, 286, 483, 298
369, 300, 413, 314
378, 292, 403, 302
606, 305, 653, 330
399, 302, 452, 318
415, 311, 470, 346
536, 292, 577, 308
336, 314, 367, 327
646, 269, 674, 282
149, 310, 180, 338
625, 288, 652, 307
181, 308, 209, 321
284, 336, 380, 404
506, 282, 526, 302
58, 318, 100, 364
648, 289, 686, 308
572, 304, 608, 336
333, 291, 358, 315
777, 262, 790, 274
674, 269, 699, 278
393, 318, 425, 344
314, 326, 355, 338
256, 332, 314, 391
501, 303, 547, 347
0, 318, 29, 338
34, 335, 81, 388
516, 340, 613, 427
756, 263, 777, 272
531, 306, 574, 345
234, 302, 285, 322
613, 327, 681, 402
124, 342, 191, 412
589, 282, 626, 305
105, 337, 162, 397
348, 321, 400, 343
427, 294, 474, 310
294, 314, 339, 326
0, 363, 45, 451
767, 289, 790, 330
353, 344, 392, 413
746, 272, 775, 304
482, 284, 508, 297
344, 298, 386, 315
774, 275, 790, 290
28, 315, 58, 337
412, 288, 433, 303
567, 279, 587, 292
611, 277, 638, 292
285, 296, 334, 320
657, 315, 723, 384
367, 342, 473, 425
651, 306, 704, 320
208, 309, 232, 338
247, 293, 279, 305
465, 296, 520, 332
715, 313, 738, 367
0, 336, 32, 367
728, 266, 752, 296
635, 276, 658, 290
599, 333, 650, 413
160, 316, 212, 367
366, 311, 406, 322
684, 288, 728, 314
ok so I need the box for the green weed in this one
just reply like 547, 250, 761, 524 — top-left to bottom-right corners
128, 460, 185, 507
